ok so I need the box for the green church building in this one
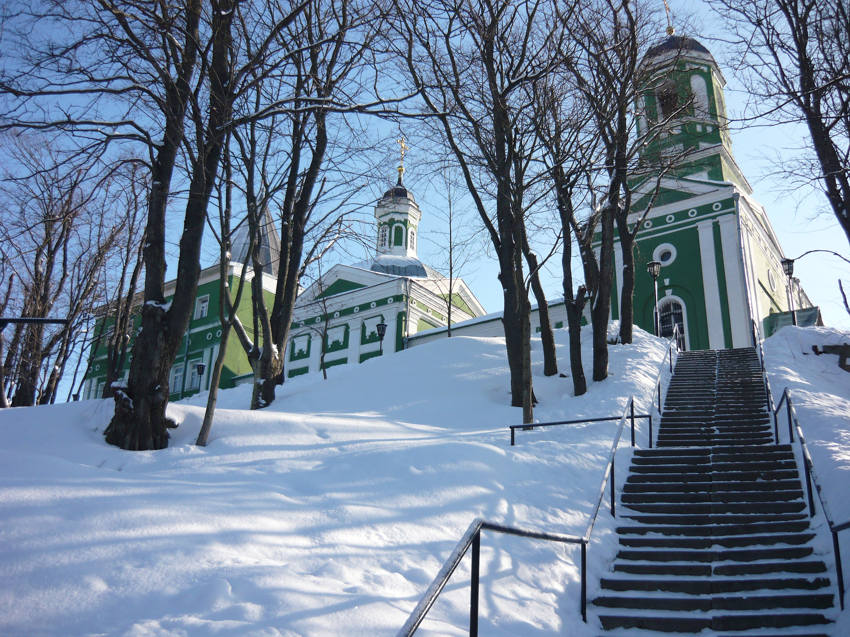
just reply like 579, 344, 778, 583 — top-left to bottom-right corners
602, 35, 818, 350
81, 167, 484, 400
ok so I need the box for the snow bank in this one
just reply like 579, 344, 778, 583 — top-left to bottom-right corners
0, 327, 672, 636
763, 324, 850, 635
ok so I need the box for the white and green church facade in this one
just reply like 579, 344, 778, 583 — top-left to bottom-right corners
603, 35, 817, 351
82, 172, 485, 398
284, 171, 486, 378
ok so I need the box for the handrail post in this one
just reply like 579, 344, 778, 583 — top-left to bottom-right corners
580, 540, 587, 622
630, 400, 635, 447
803, 450, 816, 517
470, 530, 480, 637
610, 456, 616, 517
787, 395, 794, 443
510, 427, 515, 446
649, 414, 653, 449
773, 406, 779, 444
669, 345, 673, 373
656, 381, 661, 414
833, 529, 845, 611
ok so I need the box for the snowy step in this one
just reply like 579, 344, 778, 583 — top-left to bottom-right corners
621, 491, 804, 505
616, 520, 811, 536
628, 461, 797, 474
623, 501, 807, 515
621, 512, 809, 526
617, 532, 815, 549
593, 592, 833, 612
599, 576, 831, 594
613, 559, 827, 577
598, 611, 831, 632
622, 480, 801, 493
635, 444, 794, 455
615, 546, 814, 563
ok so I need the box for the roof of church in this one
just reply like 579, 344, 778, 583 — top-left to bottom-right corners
645, 35, 714, 62
380, 174, 417, 204
362, 254, 442, 279
231, 207, 281, 276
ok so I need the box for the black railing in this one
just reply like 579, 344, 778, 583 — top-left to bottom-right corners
399, 329, 683, 634
509, 407, 651, 447
396, 518, 585, 637
399, 396, 641, 634
772, 386, 848, 610
752, 319, 781, 444
652, 324, 681, 443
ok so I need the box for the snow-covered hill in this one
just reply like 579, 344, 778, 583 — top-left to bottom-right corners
0, 324, 847, 636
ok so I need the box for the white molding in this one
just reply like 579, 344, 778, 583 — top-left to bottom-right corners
697, 219, 724, 348
718, 214, 750, 347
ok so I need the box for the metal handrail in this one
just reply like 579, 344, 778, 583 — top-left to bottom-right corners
400, 330, 684, 634
401, 396, 640, 634
767, 386, 849, 611
752, 319, 781, 443
396, 519, 586, 637
652, 323, 681, 444
509, 409, 651, 447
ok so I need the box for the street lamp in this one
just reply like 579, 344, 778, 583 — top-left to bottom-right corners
646, 260, 662, 336
376, 320, 387, 355
780, 257, 797, 326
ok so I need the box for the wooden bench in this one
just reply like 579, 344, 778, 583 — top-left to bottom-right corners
812, 344, 850, 372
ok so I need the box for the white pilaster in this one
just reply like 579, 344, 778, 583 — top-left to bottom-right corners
718, 214, 750, 347
697, 220, 724, 348
350, 321, 362, 364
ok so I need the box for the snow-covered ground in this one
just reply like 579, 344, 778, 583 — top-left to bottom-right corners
0, 324, 847, 636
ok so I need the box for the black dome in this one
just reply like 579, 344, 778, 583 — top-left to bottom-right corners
380, 173, 417, 204
382, 184, 414, 201
645, 35, 712, 60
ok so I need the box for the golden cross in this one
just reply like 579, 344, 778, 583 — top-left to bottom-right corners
397, 136, 408, 167
662, 0, 675, 35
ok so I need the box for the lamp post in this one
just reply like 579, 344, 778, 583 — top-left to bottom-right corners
646, 261, 662, 336
376, 320, 387, 355
781, 257, 797, 326
195, 362, 206, 390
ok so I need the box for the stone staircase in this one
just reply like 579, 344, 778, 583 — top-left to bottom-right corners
594, 348, 835, 634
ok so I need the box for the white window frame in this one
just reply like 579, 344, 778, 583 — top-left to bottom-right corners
194, 295, 210, 320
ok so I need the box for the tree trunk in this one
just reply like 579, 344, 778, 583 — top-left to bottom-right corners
11, 323, 43, 407
592, 205, 615, 382
562, 224, 587, 396
617, 222, 635, 344
105, 0, 233, 450
523, 242, 557, 376
196, 323, 230, 447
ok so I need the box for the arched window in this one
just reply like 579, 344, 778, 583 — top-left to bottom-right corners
656, 80, 680, 119
378, 226, 388, 248
690, 75, 709, 119
658, 298, 687, 350
393, 225, 404, 247
409, 229, 415, 251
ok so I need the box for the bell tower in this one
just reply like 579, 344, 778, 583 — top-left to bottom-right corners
374, 137, 421, 258
636, 35, 746, 189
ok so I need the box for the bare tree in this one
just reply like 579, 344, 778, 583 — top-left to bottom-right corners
196, 141, 253, 446
228, 0, 387, 410
1, 1, 306, 447
709, 0, 850, 249
393, 0, 573, 422
0, 138, 127, 407
421, 160, 480, 337
533, 77, 597, 395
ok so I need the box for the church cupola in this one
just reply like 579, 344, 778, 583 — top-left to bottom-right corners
636, 35, 734, 169
375, 138, 421, 258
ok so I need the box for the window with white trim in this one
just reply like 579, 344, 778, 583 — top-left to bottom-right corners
194, 295, 210, 320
